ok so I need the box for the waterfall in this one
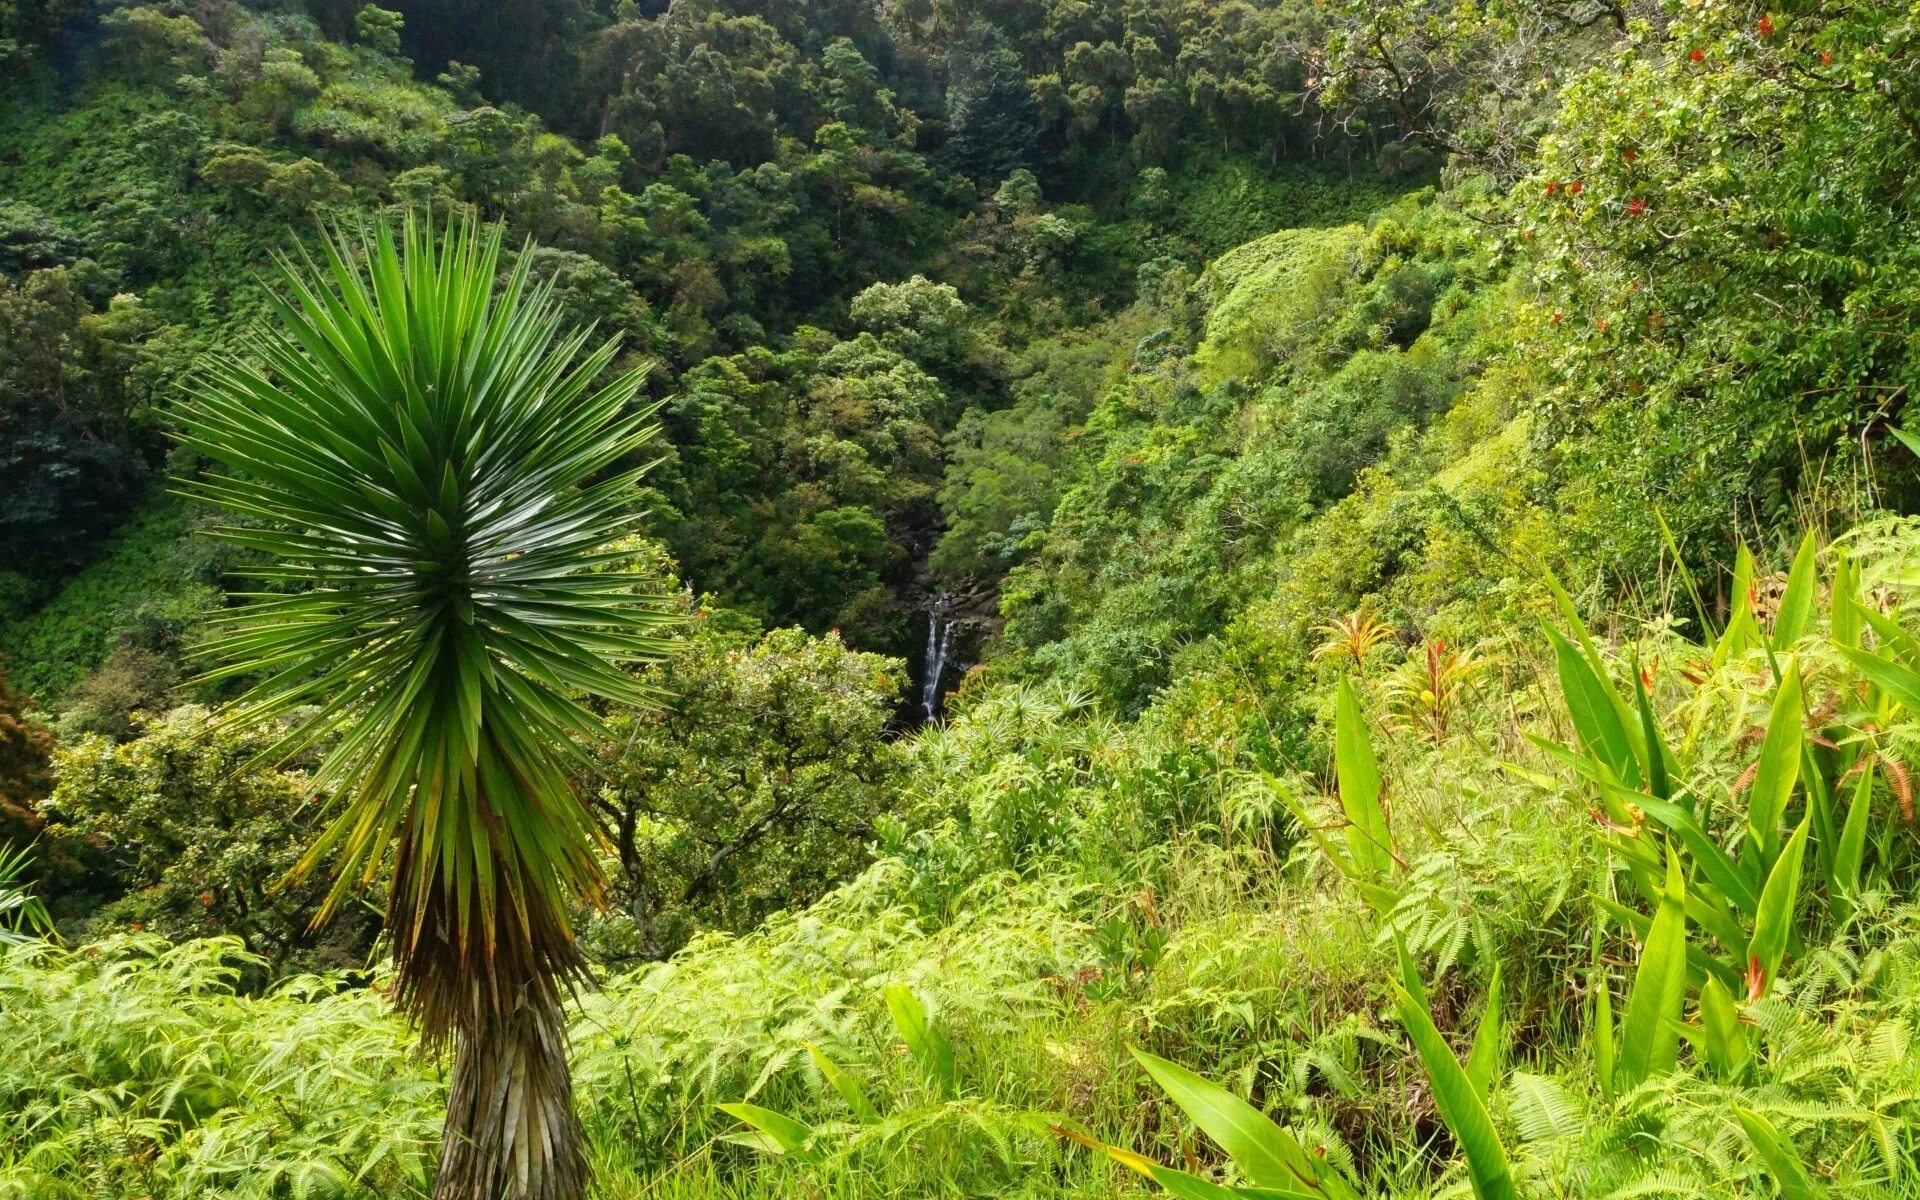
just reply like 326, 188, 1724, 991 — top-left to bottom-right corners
920, 595, 955, 721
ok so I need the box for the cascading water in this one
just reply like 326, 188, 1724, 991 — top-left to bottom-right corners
920, 594, 956, 721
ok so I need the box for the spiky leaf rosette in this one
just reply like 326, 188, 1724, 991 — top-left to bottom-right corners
173, 212, 670, 1200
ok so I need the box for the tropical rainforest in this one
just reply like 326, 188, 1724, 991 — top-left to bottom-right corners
4, 0, 1920, 1196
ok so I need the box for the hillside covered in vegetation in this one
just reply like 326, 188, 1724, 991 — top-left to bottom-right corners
5, 0, 1920, 1197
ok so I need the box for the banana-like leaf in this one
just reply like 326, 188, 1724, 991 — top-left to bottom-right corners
1390, 940, 1517, 1200
1591, 920, 1615, 1100
1632, 663, 1674, 801
717, 1103, 817, 1161
1832, 763, 1874, 917
1131, 1050, 1356, 1199
1698, 975, 1748, 1079
1466, 962, 1504, 1100
1733, 1107, 1826, 1200
1837, 644, 1920, 717
1746, 662, 1803, 860
1746, 815, 1811, 999
1633, 795, 1760, 918
1771, 532, 1819, 649
1546, 624, 1641, 789
1716, 544, 1762, 666
1054, 1124, 1321, 1199
1830, 550, 1863, 652
1619, 849, 1688, 1088
1334, 678, 1394, 880
883, 983, 956, 1099
806, 1042, 878, 1123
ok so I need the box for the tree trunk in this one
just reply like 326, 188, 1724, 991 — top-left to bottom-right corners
434, 968, 589, 1200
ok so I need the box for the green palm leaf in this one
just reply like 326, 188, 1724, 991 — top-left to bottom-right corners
174, 210, 671, 1200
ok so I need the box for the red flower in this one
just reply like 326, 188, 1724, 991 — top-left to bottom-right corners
1567, 180, 1584, 196
1819, 51, 1833, 65
1627, 196, 1647, 216
1758, 14, 1774, 36
1595, 316, 1610, 332
1550, 310, 1564, 325
1622, 147, 1636, 163
1545, 179, 1560, 196
1689, 47, 1705, 62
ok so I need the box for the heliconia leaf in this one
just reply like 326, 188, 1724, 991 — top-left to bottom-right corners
1859, 606, 1920, 670
1836, 644, 1920, 716
1746, 662, 1804, 860
1716, 543, 1762, 665
1054, 1124, 1321, 1199
883, 983, 956, 1099
1390, 940, 1517, 1200
806, 1042, 878, 1123
1732, 1107, 1827, 1200
1634, 795, 1760, 918
1466, 962, 1504, 1100
1619, 849, 1688, 1088
1546, 624, 1641, 789
1830, 550, 1863, 653
1771, 532, 1819, 649
1632, 663, 1674, 801
1747, 814, 1811, 1000
1591, 921, 1615, 1100
1131, 1050, 1355, 1199
716, 1103, 816, 1160
1698, 975, 1748, 1079
1832, 763, 1874, 916
1334, 678, 1394, 880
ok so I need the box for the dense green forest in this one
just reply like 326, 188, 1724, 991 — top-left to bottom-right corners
6, 0, 1920, 1195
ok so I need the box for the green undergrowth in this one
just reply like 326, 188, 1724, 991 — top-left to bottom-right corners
12, 520, 1920, 1197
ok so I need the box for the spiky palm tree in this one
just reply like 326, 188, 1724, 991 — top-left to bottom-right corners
174, 212, 671, 1200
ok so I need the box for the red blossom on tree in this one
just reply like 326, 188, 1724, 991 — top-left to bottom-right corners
1567, 180, 1584, 195
1627, 197, 1647, 216
1758, 14, 1775, 36
1689, 48, 1705, 62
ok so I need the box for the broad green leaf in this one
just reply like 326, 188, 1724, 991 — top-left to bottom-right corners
1746, 662, 1804, 859
1619, 849, 1688, 1088
806, 1043, 878, 1123
1732, 1108, 1826, 1200
1771, 532, 1818, 649
1716, 544, 1762, 666
1832, 763, 1874, 915
1131, 1050, 1353, 1199
1465, 962, 1504, 1100
1546, 624, 1640, 789
1698, 975, 1748, 1079
1633, 663, 1674, 801
883, 984, 956, 1099
1837, 644, 1920, 716
1334, 677, 1394, 880
1591, 920, 1615, 1100
1830, 550, 1863, 652
716, 1103, 816, 1160
1747, 815, 1811, 999
1390, 941, 1517, 1200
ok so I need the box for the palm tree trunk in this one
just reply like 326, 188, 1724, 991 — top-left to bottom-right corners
436, 972, 589, 1200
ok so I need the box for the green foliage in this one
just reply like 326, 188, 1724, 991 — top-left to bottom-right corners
585, 619, 905, 960
47, 708, 373, 973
